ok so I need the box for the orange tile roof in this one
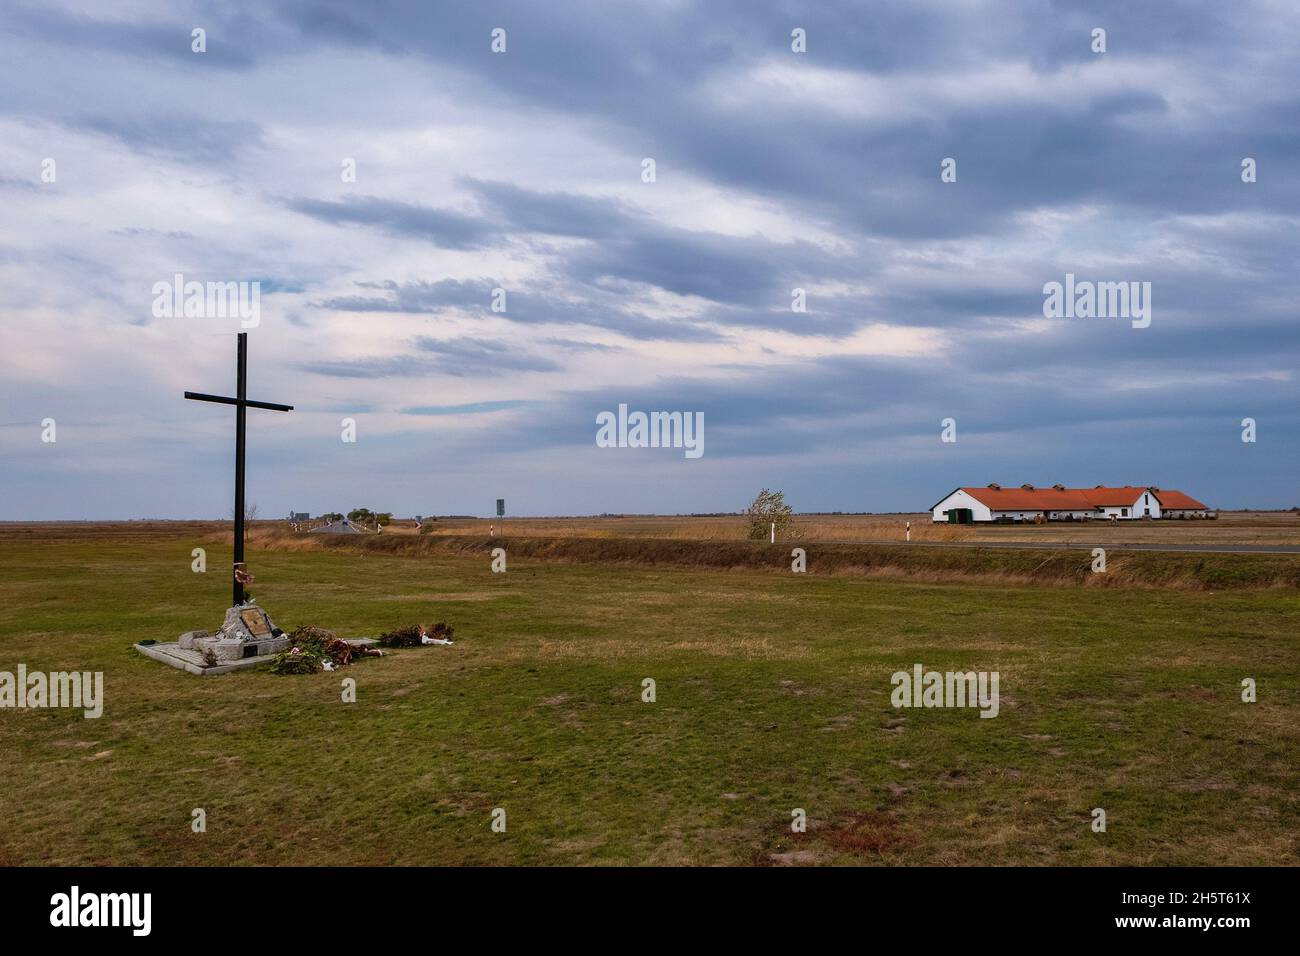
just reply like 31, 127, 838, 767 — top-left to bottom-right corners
1150, 489, 1208, 509
942, 486, 1207, 512
1080, 486, 1152, 506
959, 487, 1098, 510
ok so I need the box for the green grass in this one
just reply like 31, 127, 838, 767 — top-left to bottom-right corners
1, 533, 1297, 866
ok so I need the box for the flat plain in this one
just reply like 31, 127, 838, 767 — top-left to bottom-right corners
0, 517, 1296, 866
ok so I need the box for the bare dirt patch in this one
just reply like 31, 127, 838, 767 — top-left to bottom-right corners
826, 811, 919, 856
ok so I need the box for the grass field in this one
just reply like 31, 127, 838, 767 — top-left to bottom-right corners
1, 524, 1297, 866
404, 510, 1300, 546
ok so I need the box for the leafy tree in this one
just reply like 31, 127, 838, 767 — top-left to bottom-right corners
745, 488, 795, 540
348, 508, 374, 524
321, 512, 344, 522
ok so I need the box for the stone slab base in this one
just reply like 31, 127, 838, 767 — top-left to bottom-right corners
134, 642, 272, 675
136, 638, 380, 676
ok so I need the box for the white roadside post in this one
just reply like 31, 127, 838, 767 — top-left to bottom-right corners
770, 522, 775, 544
906, 521, 911, 542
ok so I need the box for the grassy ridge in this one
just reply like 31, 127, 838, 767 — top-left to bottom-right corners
251, 530, 1300, 590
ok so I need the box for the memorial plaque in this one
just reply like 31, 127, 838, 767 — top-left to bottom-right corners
240, 609, 271, 636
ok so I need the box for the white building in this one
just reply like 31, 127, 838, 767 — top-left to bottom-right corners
930, 484, 1210, 523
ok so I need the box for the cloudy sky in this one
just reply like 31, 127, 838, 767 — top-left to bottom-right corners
2, 0, 1297, 519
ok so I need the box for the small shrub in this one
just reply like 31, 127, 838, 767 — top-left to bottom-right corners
288, 625, 355, 666
268, 646, 324, 675
745, 488, 796, 541
290, 625, 337, 644
378, 624, 423, 648
377, 623, 455, 647
426, 622, 455, 641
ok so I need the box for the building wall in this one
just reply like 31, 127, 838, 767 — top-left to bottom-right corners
990, 510, 1044, 521
1134, 490, 1161, 518
932, 489, 993, 522
1095, 492, 1160, 519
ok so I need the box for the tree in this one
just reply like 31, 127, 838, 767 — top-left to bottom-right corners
745, 488, 795, 540
347, 508, 374, 524
321, 512, 344, 523
232, 502, 259, 522
375, 512, 392, 528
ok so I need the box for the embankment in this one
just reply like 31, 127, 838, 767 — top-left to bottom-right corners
246, 530, 1300, 590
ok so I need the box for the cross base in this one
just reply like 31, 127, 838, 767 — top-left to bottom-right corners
178, 603, 289, 663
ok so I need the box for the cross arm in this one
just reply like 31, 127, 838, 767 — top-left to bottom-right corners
184, 391, 294, 412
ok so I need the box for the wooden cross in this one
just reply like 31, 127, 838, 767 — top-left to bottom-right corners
185, 332, 293, 606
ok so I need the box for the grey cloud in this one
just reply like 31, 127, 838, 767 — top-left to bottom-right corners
112, 227, 196, 240
314, 274, 728, 342
412, 335, 562, 375
4, 4, 261, 69
467, 178, 636, 240
72, 114, 264, 163
298, 336, 561, 379
306, 180, 854, 331
286, 196, 496, 249
541, 337, 622, 353
317, 278, 494, 313
401, 400, 535, 415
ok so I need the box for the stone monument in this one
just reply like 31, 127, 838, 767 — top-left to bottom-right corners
178, 603, 290, 662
